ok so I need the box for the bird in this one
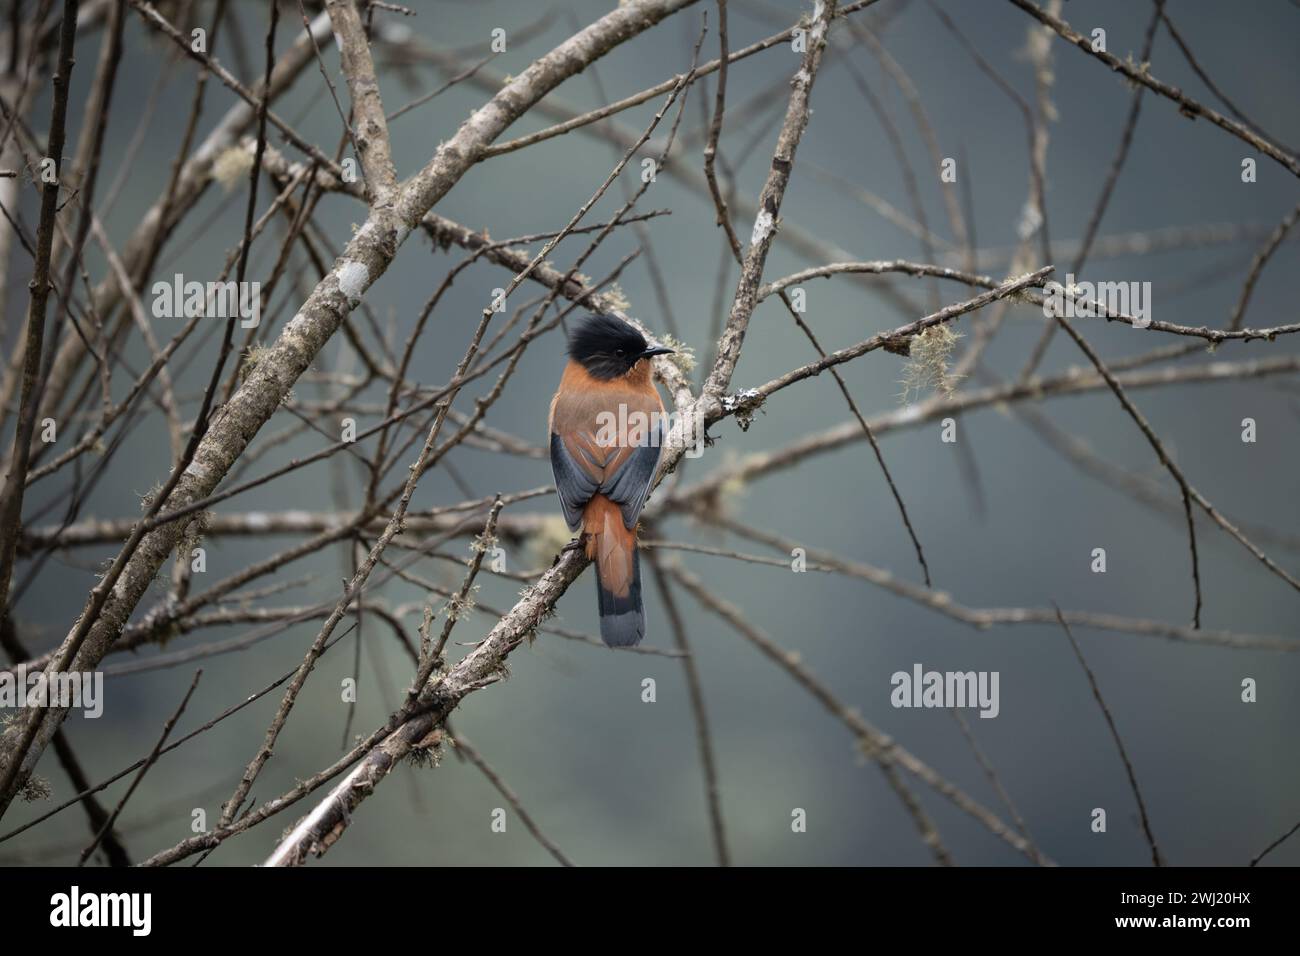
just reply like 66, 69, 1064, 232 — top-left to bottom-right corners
549, 314, 675, 647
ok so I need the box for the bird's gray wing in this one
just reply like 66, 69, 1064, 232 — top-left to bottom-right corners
549, 432, 600, 531
600, 417, 664, 529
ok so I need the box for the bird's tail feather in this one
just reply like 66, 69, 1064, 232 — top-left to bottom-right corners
583, 495, 644, 647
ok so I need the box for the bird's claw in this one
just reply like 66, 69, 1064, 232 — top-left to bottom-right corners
552, 536, 584, 566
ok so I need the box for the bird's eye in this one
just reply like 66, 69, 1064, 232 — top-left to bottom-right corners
615, 348, 625, 357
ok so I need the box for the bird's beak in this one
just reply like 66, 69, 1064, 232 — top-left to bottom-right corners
641, 345, 675, 358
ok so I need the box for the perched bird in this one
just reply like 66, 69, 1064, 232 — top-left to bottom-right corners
549, 314, 674, 646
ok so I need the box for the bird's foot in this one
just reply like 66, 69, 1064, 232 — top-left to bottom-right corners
552, 536, 585, 566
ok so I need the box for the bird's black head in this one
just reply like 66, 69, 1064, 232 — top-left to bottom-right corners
567, 314, 673, 380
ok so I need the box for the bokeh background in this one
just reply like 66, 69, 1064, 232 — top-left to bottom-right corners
2, 0, 1298, 866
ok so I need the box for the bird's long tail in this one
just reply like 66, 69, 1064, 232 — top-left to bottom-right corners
583, 494, 644, 647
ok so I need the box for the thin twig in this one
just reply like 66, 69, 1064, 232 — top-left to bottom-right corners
1053, 605, 1162, 866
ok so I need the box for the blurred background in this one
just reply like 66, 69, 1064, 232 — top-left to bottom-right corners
1, 0, 1298, 866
